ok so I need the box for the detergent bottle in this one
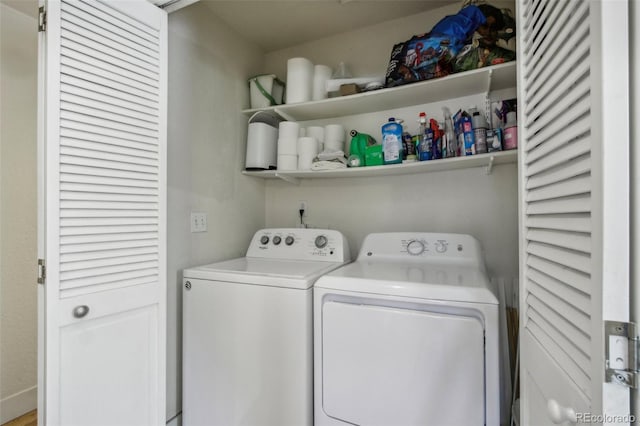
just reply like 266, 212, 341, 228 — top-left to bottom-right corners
381, 118, 403, 165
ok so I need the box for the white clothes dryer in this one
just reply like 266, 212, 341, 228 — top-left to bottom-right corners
182, 228, 350, 426
314, 232, 500, 426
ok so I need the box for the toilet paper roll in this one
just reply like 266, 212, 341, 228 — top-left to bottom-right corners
277, 137, 298, 155
286, 57, 314, 104
306, 126, 324, 143
278, 154, 298, 171
297, 136, 319, 170
297, 136, 319, 156
279, 121, 300, 140
312, 64, 333, 101
324, 124, 346, 144
323, 139, 344, 152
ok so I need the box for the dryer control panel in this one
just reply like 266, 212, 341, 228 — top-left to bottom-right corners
246, 228, 351, 262
357, 232, 483, 267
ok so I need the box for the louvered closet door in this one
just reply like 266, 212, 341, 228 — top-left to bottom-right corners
37, 1, 167, 424
518, 0, 630, 423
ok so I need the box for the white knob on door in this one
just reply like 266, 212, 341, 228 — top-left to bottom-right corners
547, 399, 577, 424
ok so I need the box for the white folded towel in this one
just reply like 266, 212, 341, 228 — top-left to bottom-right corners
311, 160, 347, 171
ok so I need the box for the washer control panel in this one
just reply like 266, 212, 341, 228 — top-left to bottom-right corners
359, 232, 482, 266
246, 228, 351, 262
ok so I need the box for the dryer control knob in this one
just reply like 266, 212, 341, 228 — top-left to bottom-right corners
273, 236, 282, 245
315, 235, 328, 249
260, 235, 270, 245
285, 236, 295, 246
407, 240, 425, 255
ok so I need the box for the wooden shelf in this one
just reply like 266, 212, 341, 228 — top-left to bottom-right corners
242, 150, 517, 184
242, 62, 516, 121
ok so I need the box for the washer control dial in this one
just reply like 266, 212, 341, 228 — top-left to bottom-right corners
285, 236, 295, 246
273, 236, 282, 245
435, 240, 448, 253
407, 240, 425, 256
315, 235, 328, 249
260, 235, 270, 245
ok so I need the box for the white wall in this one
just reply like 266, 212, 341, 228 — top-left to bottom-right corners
262, 2, 519, 287
0, 3, 38, 423
166, 3, 267, 420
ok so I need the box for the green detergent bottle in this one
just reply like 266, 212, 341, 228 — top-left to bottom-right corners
381, 118, 403, 165
348, 130, 379, 167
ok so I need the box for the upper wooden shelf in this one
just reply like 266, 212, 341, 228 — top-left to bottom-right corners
242, 62, 516, 121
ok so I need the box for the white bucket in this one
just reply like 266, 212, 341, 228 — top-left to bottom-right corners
249, 74, 285, 109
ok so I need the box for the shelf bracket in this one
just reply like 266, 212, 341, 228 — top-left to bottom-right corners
485, 68, 493, 95
485, 155, 495, 175
275, 173, 300, 185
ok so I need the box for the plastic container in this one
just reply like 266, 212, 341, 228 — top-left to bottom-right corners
381, 118, 403, 165
249, 74, 285, 109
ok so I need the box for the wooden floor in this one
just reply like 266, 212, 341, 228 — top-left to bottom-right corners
2, 410, 36, 426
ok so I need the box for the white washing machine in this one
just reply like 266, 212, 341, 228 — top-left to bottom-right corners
314, 232, 500, 426
182, 228, 350, 426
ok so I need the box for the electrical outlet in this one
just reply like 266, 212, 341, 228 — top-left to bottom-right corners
299, 201, 308, 216
190, 212, 207, 233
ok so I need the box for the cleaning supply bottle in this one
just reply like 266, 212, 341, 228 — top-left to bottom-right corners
503, 111, 518, 150
458, 110, 475, 156
417, 112, 432, 161
429, 118, 442, 159
471, 110, 488, 154
398, 119, 415, 161
381, 118, 403, 165
442, 107, 456, 157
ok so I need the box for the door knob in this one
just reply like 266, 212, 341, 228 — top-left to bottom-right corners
547, 399, 577, 424
72, 305, 90, 318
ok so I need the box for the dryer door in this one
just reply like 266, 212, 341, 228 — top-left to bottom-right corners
321, 300, 485, 426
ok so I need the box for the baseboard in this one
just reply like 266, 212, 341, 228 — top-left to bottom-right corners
166, 412, 182, 426
0, 385, 37, 424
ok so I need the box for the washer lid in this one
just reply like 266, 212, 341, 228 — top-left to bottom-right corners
183, 257, 348, 289
315, 260, 498, 304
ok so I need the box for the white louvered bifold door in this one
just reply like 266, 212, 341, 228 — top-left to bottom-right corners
37, 1, 167, 424
517, 0, 631, 424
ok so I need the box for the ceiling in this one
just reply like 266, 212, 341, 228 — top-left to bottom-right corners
198, 0, 457, 52
0, 0, 459, 52
1, 0, 37, 17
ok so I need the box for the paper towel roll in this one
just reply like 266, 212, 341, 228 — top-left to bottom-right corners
279, 121, 300, 140
277, 137, 298, 155
312, 64, 332, 101
278, 154, 298, 171
286, 57, 314, 104
297, 137, 319, 170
